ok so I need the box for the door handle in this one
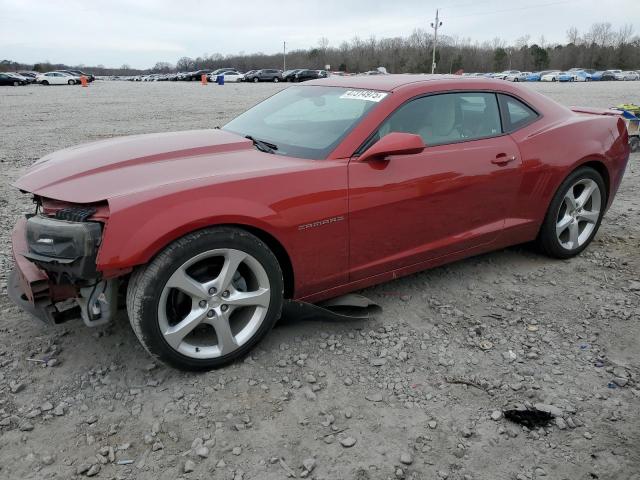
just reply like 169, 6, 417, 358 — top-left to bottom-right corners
492, 153, 517, 166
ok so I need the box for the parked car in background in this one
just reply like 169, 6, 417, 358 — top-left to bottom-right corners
208, 70, 244, 82
182, 70, 213, 81
241, 70, 256, 81
602, 70, 623, 81
293, 69, 325, 82
591, 71, 605, 81
541, 71, 562, 82
246, 69, 283, 82
525, 72, 542, 81
283, 69, 304, 81
17, 71, 38, 83
61, 70, 95, 82
505, 71, 530, 82
36, 71, 80, 85
621, 71, 639, 81
571, 70, 592, 81
0, 72, 28, 85
211, 68, 236, 75
568, 68, 595, 75
493, 70, 520, 80
558, 72, 575, 82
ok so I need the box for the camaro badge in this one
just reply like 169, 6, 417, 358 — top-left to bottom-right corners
298, 216, 345, 231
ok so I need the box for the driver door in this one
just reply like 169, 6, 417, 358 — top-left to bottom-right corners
347, 91, 523, 281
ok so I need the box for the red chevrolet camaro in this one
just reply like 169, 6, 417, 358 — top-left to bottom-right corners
9, 75, 630, 370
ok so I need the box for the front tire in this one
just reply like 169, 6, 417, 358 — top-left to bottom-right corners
68, 79, 75, 85
126, 227, 284, 370
537, 167, 605, 259
41, 80, 49, 85
253, 77, 259, 83
273, 77, 279, 83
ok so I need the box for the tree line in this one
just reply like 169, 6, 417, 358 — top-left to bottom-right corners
2, 22, 638, 76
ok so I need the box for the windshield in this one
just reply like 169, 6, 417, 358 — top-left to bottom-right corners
223, 86, 386, 159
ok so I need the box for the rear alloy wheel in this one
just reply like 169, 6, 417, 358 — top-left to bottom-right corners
127, 227, 284, 370
13, 81, 19, 86
253, 77, 259, 83
273, 77, 279, 83
537, 167, 605, 258
68, 79, 75, 85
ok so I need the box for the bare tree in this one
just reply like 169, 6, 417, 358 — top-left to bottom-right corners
566, 27, 580, 45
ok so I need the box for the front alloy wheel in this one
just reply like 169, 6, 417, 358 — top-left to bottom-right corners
158, 248, 271, 359
127, 227, 283, 370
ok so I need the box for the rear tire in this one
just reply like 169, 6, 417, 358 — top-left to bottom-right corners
537, 167, 606, 259
253, 77, 259, 83
41, 80, 49, 85
13, 81, 19, 86
126, 227, 284, 371
68, 79, 74, 85
273, 77, 279, 83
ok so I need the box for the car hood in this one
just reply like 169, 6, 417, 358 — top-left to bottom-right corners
14, 129, 296, 204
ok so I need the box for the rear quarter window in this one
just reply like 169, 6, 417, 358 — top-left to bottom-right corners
499, 94, 539, 132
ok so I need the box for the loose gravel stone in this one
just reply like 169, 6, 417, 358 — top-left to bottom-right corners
340, 436, 357, 448
400, 452, 413, 465
184, 459, 196, 473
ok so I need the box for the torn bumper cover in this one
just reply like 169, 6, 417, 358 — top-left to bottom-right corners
8, 215, 117, 326
8, 217, 59, 324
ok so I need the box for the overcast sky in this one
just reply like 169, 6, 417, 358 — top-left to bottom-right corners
1, 0, 638, 69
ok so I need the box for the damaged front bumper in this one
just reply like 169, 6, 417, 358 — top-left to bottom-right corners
8, 215, 117, 327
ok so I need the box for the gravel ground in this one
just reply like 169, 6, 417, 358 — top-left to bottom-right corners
0, 80, 638, 480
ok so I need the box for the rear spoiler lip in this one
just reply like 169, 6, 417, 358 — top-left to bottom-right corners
570, 106, 622, 116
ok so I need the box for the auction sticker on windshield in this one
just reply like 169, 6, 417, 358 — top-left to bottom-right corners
339, 90, 388, 102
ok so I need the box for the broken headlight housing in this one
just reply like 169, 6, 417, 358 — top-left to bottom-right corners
24, 214, 102, 280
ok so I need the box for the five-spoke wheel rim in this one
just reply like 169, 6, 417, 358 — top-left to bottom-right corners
556, 178, 601, 250
158, 249, 270, 359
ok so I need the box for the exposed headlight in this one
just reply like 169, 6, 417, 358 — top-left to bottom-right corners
25, 215, 101, 260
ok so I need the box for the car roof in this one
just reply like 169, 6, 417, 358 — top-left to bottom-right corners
306, 74, 520, 92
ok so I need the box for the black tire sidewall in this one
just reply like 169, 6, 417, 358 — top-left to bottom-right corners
129, 227, 284, 370
538, 167, 606, 259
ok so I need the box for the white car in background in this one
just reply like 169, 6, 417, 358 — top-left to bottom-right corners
208, 70, 244, 82
505, 71, 531, 82
36, 71, 80, 85
540, 71, 562, 82
493, 70, 520, 80
621, 71, 639, 81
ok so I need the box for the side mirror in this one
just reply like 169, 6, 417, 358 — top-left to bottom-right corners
359, 132, 425, 162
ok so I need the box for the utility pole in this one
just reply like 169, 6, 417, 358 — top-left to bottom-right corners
283, 41, 286, 71
430, 9, 442, 74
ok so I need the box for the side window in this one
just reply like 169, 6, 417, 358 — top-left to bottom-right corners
377, 92, 502, 147
499, 94, 539, 132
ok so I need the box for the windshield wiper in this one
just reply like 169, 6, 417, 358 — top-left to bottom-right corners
245, 135, 278, 154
